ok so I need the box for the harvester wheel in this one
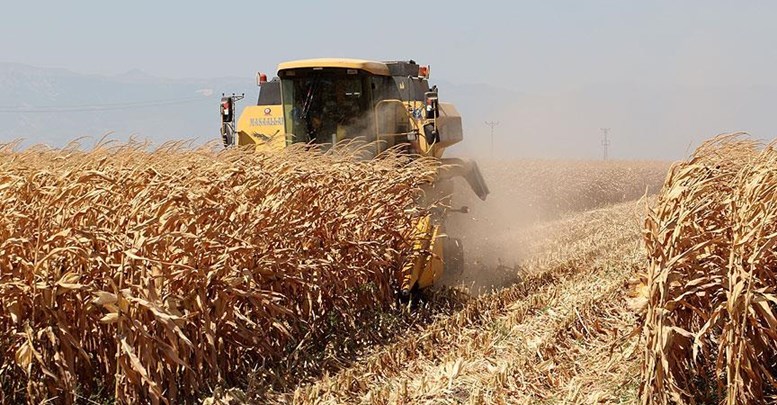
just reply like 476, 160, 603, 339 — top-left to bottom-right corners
398, 283, 422, 307
444, 237, 464, 277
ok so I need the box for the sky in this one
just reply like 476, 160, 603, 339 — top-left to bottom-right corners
2, 1, 777, 159
4, 1, 776, 91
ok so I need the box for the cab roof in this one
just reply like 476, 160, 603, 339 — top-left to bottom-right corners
277, 58, 391, 76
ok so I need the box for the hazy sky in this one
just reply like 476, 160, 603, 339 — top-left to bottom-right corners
2, 1, 777, 159
3, 1, 776, 93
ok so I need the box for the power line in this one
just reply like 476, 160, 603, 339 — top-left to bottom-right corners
601, 128, 611, 160
0, 96, 210, 113
485, 121, 499, 159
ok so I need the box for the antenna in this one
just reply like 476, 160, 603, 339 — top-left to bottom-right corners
485, 121, 499, 159
600, 128, 611, 161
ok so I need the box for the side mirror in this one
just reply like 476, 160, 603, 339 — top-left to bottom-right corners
220, 96, 233, 123
424, 91, 439, 119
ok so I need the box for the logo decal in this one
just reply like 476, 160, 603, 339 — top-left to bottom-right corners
264, 108, 272, 115
250, 117, 284, 126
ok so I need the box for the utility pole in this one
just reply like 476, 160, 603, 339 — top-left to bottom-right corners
600, 128, 611, 161
485, 121, 499, 159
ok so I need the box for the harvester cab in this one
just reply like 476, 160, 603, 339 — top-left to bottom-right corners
221, 58, 489, 295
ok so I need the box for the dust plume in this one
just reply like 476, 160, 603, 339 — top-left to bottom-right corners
443, 159, 669, 293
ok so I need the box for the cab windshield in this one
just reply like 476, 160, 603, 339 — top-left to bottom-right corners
280, 68, 373, 145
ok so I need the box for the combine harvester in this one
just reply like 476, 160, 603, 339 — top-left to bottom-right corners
219, 58, 488, 296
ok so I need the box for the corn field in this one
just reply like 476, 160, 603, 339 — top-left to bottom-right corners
0, 140, 435, 404
641, 133, 777, 404
3, 135, 724, 404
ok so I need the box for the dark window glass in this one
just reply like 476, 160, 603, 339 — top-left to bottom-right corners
280, 68, 374, 145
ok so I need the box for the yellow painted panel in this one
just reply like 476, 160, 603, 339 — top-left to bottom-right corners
236, 105, 286, 150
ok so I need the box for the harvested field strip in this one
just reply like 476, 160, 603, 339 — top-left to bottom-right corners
516, 202, 640, 269
497, 256, 643, 403
526, 290, 641, 404
358, 228, 641, 404
277, 200, 644, 404
359, 244, 638, 405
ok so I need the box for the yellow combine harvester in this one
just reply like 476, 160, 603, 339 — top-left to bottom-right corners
220, 58, 488, 296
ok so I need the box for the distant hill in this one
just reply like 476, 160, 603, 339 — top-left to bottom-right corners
0, 63, 248, 147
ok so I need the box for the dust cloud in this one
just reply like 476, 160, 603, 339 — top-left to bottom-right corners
443, 161, 538, 294
441, 159, 668, 294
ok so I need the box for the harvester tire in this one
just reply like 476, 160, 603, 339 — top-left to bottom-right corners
398, 283, 422, 307
444, 237, 464, 277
